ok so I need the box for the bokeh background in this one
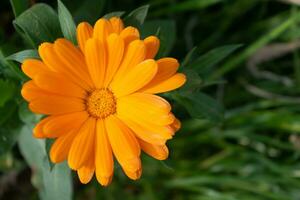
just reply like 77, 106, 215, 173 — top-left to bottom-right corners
1, 0, 300, 199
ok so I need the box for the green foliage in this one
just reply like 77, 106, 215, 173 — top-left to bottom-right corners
0, 49, 27, 80
18, 124, 73, 200
0, 79, 16, 107
72, 0, 106, 23
58, 0, 77, 44
13, 3, 62, 48
102, 11, 125, 19
186, 44, 242, 74
124, 5, 149, 28
6, 49, 39, 63
141, 19, 176, 57
0, 102, 20, 155
153, 0, 223, 15
10, 0, 29, 17
1, 0, 300, 199
175, 91, 224, 123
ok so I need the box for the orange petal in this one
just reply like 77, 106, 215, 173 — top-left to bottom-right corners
170, 117, 181, 132
43, 111, 89, 138
105, 115, 141, 172
50, 129, 78, 163
103, 34, 124, 87
77, 22, 93, 52
117, 93, 173, 126
123, 167, 142, 180
118, 117, 168, 145
144, 36, 160, 59
38, 42, 91, 91
34, 72, 87, 98
109, 17, 124, 34
93, 18, 112, 42
97, 176, 112, 186
141, 73, 186, 94
150, 58, 179, 83
120, 26, 140, 46
68, 118, 96, 170
21, 81, 46, 101
33, 117, 52, 138
53, 39, 94, 90
29, 94, 85, 115
140, 57, 179, 92
85, 38, 107, 88
111, 40, 145, 83
111, 59, 158, 97
77, 151, 95, 184
95, 120, 114, 186
21, 59, 50, 79
139, 139, 169, 160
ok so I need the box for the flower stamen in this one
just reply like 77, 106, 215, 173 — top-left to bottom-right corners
86, 88, 116, 118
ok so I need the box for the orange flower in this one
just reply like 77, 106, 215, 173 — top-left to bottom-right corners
21, 17, 186, 186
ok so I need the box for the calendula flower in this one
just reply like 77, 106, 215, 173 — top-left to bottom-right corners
21, 17, 186, 186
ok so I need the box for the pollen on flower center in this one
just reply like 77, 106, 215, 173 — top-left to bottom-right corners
86, 89, 117, 118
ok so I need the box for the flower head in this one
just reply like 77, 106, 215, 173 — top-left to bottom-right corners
21, 17, 186, 186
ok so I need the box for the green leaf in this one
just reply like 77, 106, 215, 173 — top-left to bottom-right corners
0, 79, 16, 107
73, 0, 107, 24
42, 161, 73, 200
18, 125, 73, 200
141, 20, 176, 57
124, 5, 149, 27
0, 102, 20, 155
58, 0, 77, 45
13, 3, 62, 48
180, 69, 203, 91
182, 47, 197, 67
10, 0, 29, 17
103, 11, 125, 19
188, 44, 242, 73
18, 102, 41, 124
0, 48, 27, 80
175, 91, 224, 123
6, 49, 39, 63
154, 0, 223, 15
46, 138, 55, 170
210, 13, 300, 79
0, 101, 17, 125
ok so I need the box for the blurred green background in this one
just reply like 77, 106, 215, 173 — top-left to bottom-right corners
1, 0, 300, 199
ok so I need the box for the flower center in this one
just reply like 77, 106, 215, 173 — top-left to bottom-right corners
86, 89, 116, 118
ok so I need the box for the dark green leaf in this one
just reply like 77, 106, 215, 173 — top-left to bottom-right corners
73, 0, 106, 24
0, 101, 17, 125
141, 20, 176, 57
0, 102, 20, 155
154, 0, 223, 15
0, 79, 16, 107
10, 0, 29, 17
13, 3, 62, 48
180, 69, 203, 91
188, 44, 242, 73
124, 5, 149, 27
103, 11, 125, 19
182, 47, 197, 67
58, 0, 77, 44
175, 91, 224, 123
0, 49, 27, 80
6, 49, 39, 63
